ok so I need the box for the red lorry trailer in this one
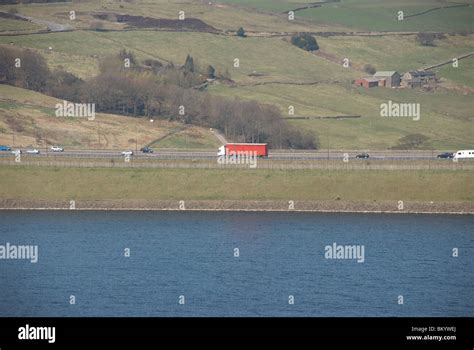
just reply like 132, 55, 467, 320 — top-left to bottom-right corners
218, 143, 268, 157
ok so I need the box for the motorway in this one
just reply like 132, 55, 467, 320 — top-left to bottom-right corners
0, 149, 456, 161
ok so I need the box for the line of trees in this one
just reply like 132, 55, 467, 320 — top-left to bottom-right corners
0, 46, 318, 149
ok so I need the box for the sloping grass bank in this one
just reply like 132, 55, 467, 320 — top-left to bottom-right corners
0, 166, 471, 202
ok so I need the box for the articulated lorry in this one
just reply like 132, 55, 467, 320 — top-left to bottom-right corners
218, 143, 268, 157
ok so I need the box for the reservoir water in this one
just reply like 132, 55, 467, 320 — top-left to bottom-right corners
0, 210, 472, 317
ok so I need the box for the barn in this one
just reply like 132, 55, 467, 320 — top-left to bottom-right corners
354, 77, 380, 88
373, 71, 401, 88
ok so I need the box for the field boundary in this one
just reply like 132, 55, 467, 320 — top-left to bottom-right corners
424, 52, 474, 70
1, 159, 473, 170
405, 4, 471, 19
235, 79, 345, 87
282, 0, 340, 14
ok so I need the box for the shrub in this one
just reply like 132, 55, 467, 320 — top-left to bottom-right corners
237, 27, 246, 37
207, 65, 216, 79
291, 33, 319, 51
416, 32, 436, 46
391, 134, 431, 149
363, 64, 377, 75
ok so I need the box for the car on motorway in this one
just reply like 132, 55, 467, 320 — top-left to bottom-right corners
140, 147, 153, 153
0, 145, 11, 151
26, 149, 40, 154
436, 152, 453, 159
11, 149, 22, 155
355, 153, 370, 159
50, 146, 64, 152
121, 150, 133, 156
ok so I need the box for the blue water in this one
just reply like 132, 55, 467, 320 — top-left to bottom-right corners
0, 211, 473, 317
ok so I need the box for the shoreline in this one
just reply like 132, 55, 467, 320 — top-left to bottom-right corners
1, 199, 472, 215
0, 209, 472, 215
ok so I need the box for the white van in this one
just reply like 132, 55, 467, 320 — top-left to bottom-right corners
454, 150, 474, 159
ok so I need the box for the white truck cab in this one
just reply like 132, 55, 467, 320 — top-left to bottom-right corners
217, 145, 226, 156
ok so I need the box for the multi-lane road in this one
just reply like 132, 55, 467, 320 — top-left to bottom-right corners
0, 149, 456, 161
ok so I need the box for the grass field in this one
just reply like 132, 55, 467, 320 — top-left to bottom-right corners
2, 29, 472, 149
220, 0, 474, 32
0, 166, 472, 202
317, 34, 474, 82
0, 85, 219, 149
150, 127, 219, 149
0, 18, 42, 32
0, 0, 472, 150
0, 31, 357, 83
7, 0, 342, 33
210, 83, 473, 149
438, 56, 474, 87
6, 0, 473, 33
217, 0, 307, 13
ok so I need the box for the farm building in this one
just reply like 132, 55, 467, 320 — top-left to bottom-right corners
354, 77, 381, 88
373, 71, 401, 88
401, 70, 437, 88
400, 77, 422, 89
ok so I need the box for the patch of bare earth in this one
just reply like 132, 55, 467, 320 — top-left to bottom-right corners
93, 13, 218, 32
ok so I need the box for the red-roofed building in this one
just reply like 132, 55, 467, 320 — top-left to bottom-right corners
354, 77, 380, 88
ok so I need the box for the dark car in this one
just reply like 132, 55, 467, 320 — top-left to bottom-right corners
140, 147, 154, 153
437, 152, 453, 159
355, 153, 369, 159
